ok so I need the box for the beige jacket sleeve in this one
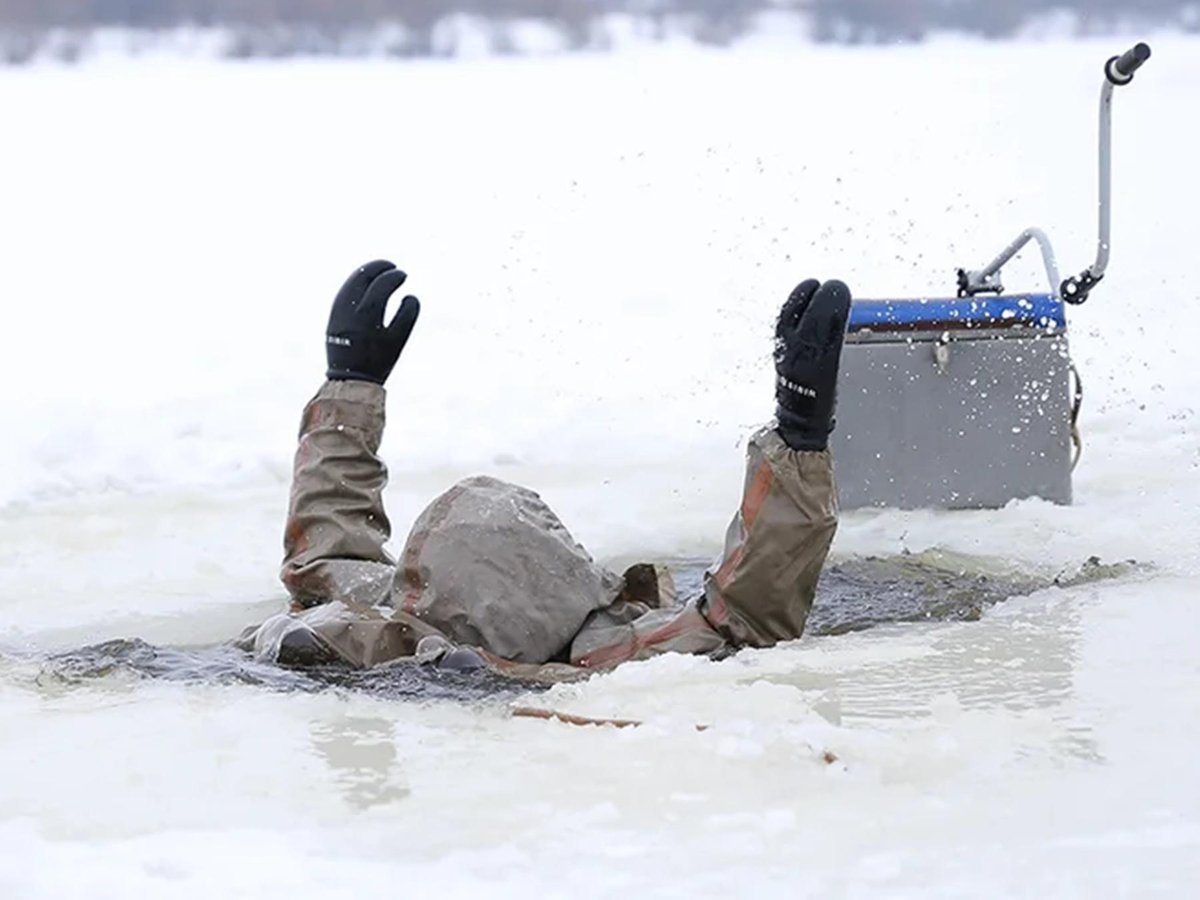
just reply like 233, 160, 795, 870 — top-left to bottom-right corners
567, 425, 839, 669
699, 425, 839, 648
569, 601, 727, 669
279, 379, 397, 609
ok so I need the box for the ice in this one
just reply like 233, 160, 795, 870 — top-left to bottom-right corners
1, 36, 1199, 897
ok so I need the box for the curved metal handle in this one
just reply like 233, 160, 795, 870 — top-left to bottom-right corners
1063, 42, 1153, 303
958, 43, 1152, 304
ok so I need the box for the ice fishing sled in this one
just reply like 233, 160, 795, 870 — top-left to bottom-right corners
832, 43, 1152, 510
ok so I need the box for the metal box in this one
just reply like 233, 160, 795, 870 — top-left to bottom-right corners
831, 294, 1074, 510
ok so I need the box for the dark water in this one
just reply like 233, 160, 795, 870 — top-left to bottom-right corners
40, 638, 542, 701
680, 551, 1133, 636
33, 552, 1136, 701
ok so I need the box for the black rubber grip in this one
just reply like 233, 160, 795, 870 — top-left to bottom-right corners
1107, 42, 1151, 84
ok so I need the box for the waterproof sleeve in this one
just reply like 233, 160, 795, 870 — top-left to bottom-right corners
699, 426, 838, 648
569, 601, 727, 670
279, 380, 397, 609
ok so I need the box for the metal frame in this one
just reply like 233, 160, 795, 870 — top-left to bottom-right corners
958, 43, 1151, 303
1090, 77, 1117, 282
957, 228, 1061, 299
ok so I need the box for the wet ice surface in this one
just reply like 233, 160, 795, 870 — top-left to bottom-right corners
2, 37, 1200, 899
4, 565, 1196, 899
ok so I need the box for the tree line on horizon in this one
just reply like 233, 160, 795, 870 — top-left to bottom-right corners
0, 1, 1193, 62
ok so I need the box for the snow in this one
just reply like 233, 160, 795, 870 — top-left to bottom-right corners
1, 36, 1199, 898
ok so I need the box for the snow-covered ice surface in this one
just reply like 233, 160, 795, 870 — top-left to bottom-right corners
1, 37, 1198, 897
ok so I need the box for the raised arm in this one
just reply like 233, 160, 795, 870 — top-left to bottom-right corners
279, 261, 421, 609
570, 280, 852, 668
701, 279, 851, 646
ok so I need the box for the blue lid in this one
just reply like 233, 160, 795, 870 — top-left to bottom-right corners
848, 293, 1065, 333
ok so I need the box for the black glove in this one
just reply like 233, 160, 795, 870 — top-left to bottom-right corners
326, 260, 421, 385
774, 278, 852, 451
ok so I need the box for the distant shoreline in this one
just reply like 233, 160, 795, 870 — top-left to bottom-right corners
1, 10, 1194, 66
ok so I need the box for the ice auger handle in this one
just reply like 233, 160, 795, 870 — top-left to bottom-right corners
1106, 43, 1151, 85
959, 43, 1151, 303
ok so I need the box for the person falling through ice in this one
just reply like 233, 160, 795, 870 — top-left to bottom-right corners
237, 261, 852, 681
